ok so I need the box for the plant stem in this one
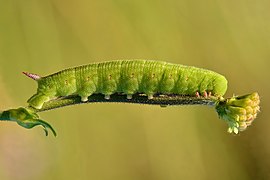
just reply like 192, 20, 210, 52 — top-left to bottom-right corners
0, 92, 259, 136
32, 93, 218, 113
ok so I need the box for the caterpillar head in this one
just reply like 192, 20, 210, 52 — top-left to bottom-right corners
213, 75, 228, 97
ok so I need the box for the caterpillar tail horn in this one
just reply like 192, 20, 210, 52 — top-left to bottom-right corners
22, 72, 41, 80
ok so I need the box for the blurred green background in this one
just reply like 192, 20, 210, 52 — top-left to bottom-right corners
0, 0, 269, 179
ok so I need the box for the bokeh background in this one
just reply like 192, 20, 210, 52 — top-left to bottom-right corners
0, 0, 269, 179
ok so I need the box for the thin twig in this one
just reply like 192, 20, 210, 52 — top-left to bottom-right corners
32, 93, 218, 113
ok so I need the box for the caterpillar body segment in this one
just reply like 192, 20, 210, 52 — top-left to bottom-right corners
24, 60, 228, 109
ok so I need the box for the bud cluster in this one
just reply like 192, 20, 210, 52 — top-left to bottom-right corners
215, 92, 260, 134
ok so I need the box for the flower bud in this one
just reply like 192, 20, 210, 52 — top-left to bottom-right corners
215, 92, 260, 134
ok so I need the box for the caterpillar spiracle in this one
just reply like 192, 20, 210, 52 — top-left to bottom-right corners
23, 60, 228, 109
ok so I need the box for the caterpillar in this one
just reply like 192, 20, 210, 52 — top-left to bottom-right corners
23, 60, 228, 109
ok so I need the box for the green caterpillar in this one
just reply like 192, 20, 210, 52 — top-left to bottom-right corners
24, 60, 228, 109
